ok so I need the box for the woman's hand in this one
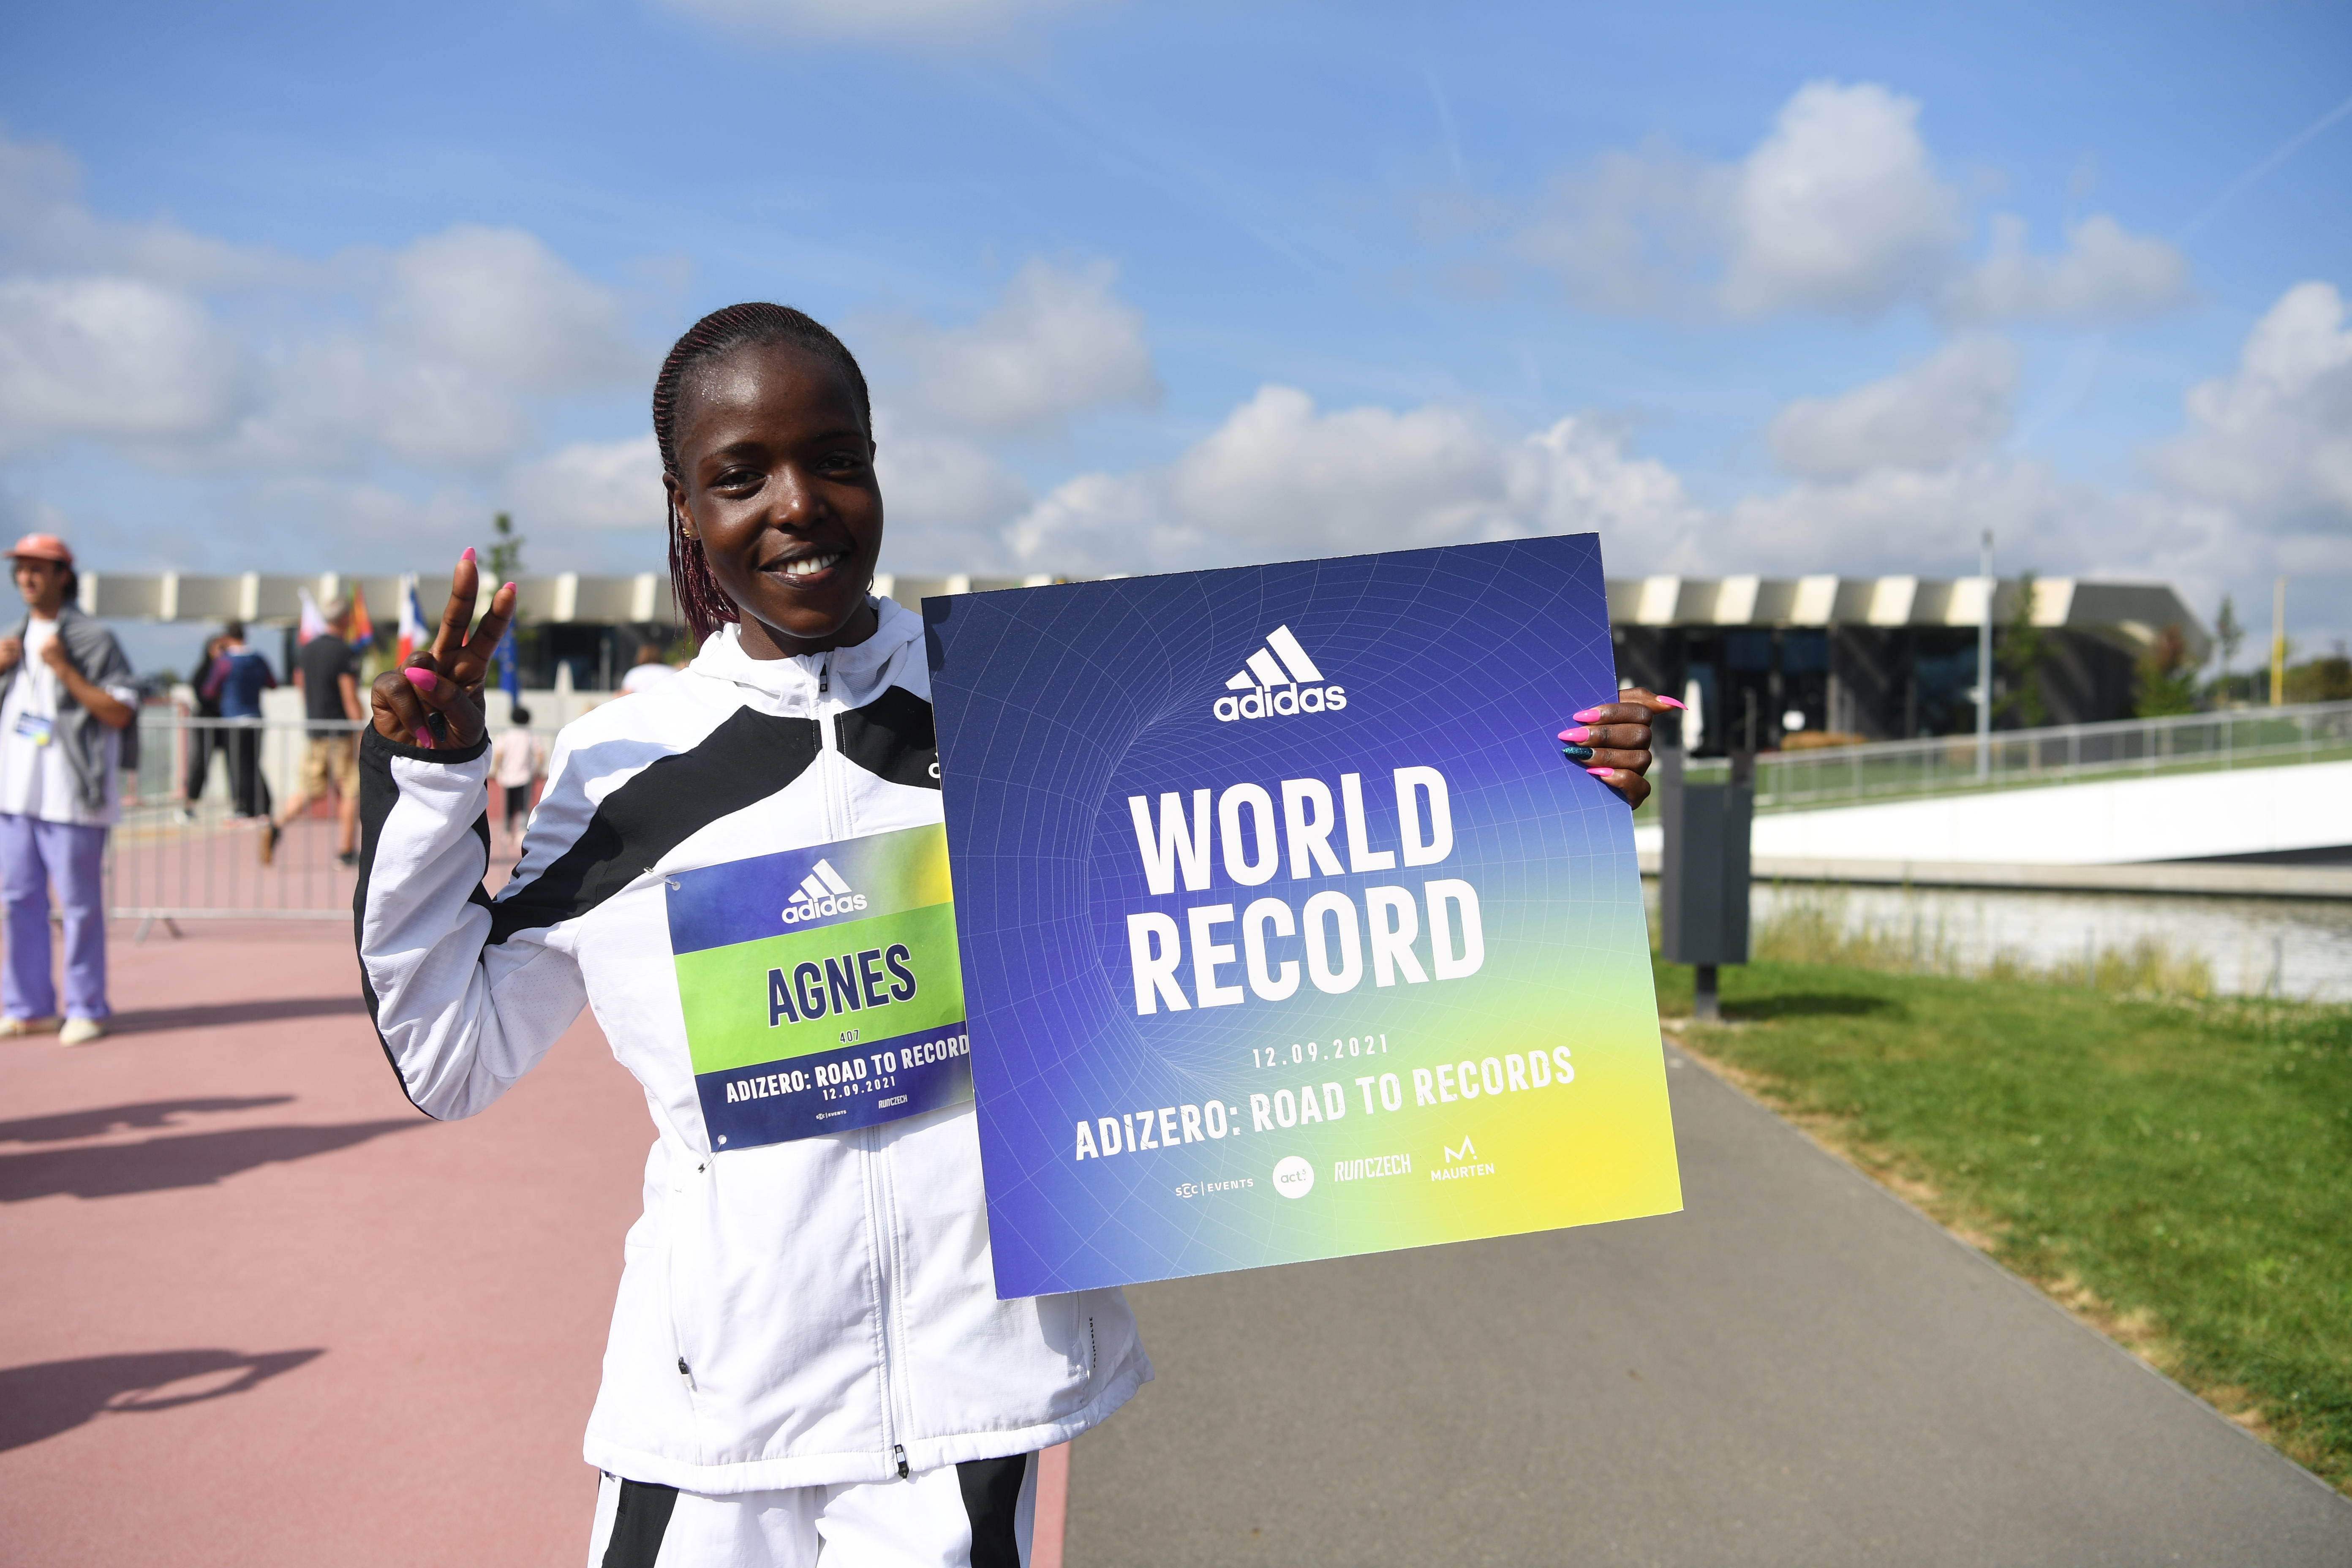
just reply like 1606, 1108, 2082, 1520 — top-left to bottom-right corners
1557, 687, 1685, 810
370, 550, 517, 752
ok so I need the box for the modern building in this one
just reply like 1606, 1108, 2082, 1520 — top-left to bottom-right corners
1608, 575, 2210, 753
83, 567, 2206, 752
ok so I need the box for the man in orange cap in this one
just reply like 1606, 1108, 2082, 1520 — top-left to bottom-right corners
0, 534, 138, 1046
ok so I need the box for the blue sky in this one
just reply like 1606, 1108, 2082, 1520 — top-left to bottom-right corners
2, 0, 2347, 658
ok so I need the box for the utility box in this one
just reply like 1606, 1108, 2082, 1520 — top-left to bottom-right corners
1658, 748, 1753, 1018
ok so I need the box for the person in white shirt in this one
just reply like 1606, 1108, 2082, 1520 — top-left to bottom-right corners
487, 705, 544, 853
0, 533, 139, 1046
619, 642, 680, 694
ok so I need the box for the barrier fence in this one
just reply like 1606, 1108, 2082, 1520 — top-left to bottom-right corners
111, 711, 553, 933
1657, 700, 2352, 816
110, 701, 2352, 925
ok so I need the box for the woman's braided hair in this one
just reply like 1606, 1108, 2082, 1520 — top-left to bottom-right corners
651, 303, 874, 640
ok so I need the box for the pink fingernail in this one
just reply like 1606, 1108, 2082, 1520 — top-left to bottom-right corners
462, 547, 476, 564
403, 667, 438, 691
1655, 695, 1688, 711
414, 728, 434, 747
1573, 708, 1603, 723
1560, 726, 1592, 744
1586, 766, 1614, 779
503, 582, 516, 595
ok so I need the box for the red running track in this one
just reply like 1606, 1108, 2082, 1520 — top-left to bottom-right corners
0, 920, 1072, 1565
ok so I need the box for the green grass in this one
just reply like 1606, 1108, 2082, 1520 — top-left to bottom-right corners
1656, 957, 2352, 1491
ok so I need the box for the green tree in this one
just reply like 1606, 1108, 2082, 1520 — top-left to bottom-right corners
2133, 624, 2200, 716
1995, 569, 2050, 727
2284, 646, 2352, 703
2211, 594, 2244, 704
486, 511, 526, 585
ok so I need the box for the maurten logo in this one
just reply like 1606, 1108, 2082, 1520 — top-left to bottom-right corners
781, 859, 870, 925
1211, 625, 1347, 723
1444, 1136, 1478, 1164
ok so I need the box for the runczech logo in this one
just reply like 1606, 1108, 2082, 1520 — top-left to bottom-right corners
1212, 624, 1347, 722
781, 858, 871, 925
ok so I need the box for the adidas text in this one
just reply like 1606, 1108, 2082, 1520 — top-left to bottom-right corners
781, 893, 869, 925
1214, 685, 1346, 723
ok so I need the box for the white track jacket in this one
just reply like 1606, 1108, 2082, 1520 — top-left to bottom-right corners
354, 599, 1149, 1493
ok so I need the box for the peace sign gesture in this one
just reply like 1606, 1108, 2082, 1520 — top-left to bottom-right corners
369, 548, 518, 751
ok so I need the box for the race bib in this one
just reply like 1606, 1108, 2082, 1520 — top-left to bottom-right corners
667, 823, 972, 1150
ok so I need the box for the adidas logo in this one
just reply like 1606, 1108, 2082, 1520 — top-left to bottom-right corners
781, 858, 870, 925
1211, 625, 1348, 723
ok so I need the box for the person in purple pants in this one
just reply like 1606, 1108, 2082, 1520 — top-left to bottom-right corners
0, 533, 138, 1047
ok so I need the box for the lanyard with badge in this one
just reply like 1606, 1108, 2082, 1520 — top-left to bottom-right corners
666, 823, 972, 1151
13, 630, 55, 747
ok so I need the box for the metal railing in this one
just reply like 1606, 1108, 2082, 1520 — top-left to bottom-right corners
1661, 700, 2352, 816
109, 711, 550, 931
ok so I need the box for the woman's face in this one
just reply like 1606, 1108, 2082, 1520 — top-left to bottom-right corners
666, 340, 883, 659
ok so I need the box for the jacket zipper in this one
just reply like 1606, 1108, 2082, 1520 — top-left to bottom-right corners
821, 647, 902, 1474
860, 1122, 907, 1475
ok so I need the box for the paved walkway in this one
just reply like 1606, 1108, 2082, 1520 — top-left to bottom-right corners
6, 926, 2349, 1564
0, 921, 646, 1565
1066, 1040, 2352, 1565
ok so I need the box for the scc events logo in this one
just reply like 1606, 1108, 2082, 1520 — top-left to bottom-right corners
1213, 625, 1347, 722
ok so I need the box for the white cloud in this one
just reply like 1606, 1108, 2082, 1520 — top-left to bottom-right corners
1005, 385, 1701, 575
0, 277, 244, 454
2148, 280, 2352, 535
0, 130, 304, 291
1717, 81, 1963, 317
1944, 213, 2191, 323
1516, 80, 2185, 325
378, 224, 641, 394
872, 416, 1031, 533
1767, 336, 2017, 478
0, 128, 650, 516
658, 0, 1100, 44
507, 436, 666, 531
883, 259, 1157, 438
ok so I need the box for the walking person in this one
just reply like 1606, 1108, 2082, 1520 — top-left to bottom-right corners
0, 533, 138, 1045
486, 703, 542, 857
181, 631, 230, 819
201, 623, 275, 820
264, 597, 363, 867
619, 640, 679, 693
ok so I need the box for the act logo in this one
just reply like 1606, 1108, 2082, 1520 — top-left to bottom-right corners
1272, 1154, 1316, 1198
1212, 625, 1347, 722
781, 858, 870, 925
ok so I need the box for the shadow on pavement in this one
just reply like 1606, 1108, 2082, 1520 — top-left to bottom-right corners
0, 1097, 297, 1144
0, 1121, 425, 1201
0, 1349, 325, 1452
105, 996, 369, 1034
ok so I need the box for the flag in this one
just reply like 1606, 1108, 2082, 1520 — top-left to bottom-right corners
296, 588, 329, 645
495, 622, 520, 701
347, 584, 376, 650
396, 575, 429, 667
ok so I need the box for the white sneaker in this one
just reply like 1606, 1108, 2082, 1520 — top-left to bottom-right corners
0, 1015, 60, 1037
59, 1017, 106, 1047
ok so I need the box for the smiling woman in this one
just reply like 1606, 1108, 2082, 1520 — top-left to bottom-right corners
652, 304, 885, 656
350, 303, 1149, 1568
